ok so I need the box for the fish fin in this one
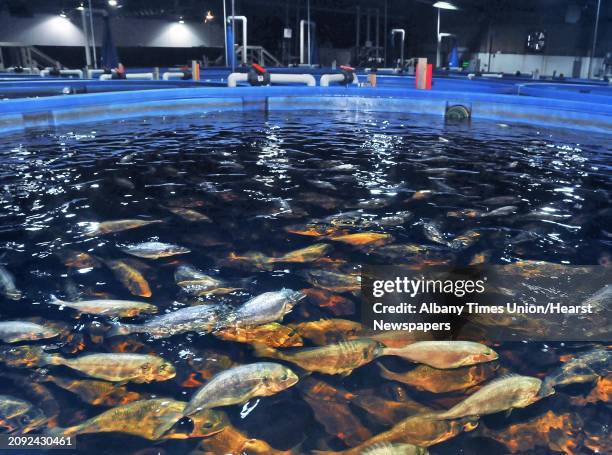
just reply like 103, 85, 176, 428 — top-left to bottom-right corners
251, 342, 280, 360
505, 408, 513, 418
49, 294, 66, 306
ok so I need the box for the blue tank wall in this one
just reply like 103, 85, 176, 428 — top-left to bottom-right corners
0, 83, 609, 135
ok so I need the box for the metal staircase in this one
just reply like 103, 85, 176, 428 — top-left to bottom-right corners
235, 45, 282, 67
0, 42, 62, 70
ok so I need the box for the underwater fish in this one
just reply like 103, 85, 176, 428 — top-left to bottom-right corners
435, 375, 550, 419
175, 265, 241, 296
0, 395, 47, 434
303, 393, 373, 446
422, 223, 449, 246
120, 242, 191, 260
501, 260, 592, 278
0, 321, 59, 343
329, 232, 393, 247
228, 244, 332, 269
370, 244, 431, 258
190, 424, 289, 455
43, 353, 176, 383
381, 341, 498, 369
253, 339, 383, 376
301, 288, 356, 316
183, 362, 298, 416
447, 230, 481, 251
289, 319, 367, 345
164, 206, 212, 222
285, 224, 343, 237
186, 349, 237, 380
0, 265, 21, 300
214, 322, 303, 348
479, 206, 518, 218
49, 295, 157, 317
378, 362, 499, 393
541, 348, 611, 394
49, 399, 226, 441
41, 376, 142, 406
108, 304, 227, 339
322, 414, 477, 453
232, 289, 304, 327
481, 196, 521, 206
82, 219, 162, 237
56, 250, 101, 269
301, 269, 361, 293
478, 410, 581, 454
0, 345, 49, 368
105, 259, 152, 298
359, 443, 429, 455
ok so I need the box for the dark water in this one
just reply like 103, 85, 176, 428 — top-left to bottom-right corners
0, 110, 610, 454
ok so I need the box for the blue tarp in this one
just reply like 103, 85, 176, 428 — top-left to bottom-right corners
101, 15, 119, 69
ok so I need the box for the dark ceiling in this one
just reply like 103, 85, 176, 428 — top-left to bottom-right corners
1, 0, 602, 20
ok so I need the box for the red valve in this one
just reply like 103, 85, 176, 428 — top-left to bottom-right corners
252, 63, 267, 74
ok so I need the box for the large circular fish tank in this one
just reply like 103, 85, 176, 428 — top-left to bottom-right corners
0, 81, 609, 455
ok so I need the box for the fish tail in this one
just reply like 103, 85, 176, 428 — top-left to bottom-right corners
107, 322, 138, 337
49, 294, 66, 307
251, 342, 280, 360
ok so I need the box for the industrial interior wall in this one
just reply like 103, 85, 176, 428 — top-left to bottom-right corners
0, 12, 224, 48
475, 53, 603, 78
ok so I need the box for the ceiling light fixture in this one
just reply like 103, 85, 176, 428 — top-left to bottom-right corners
108, 0, 118, 7
205, 10, 214, 23
178, 16, 185, 24
433, 1, 458, 10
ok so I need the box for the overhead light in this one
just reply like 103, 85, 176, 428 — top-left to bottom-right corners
108, 0, 118, 6
433, 1, 458, 10
205, 10, 214, 23
178, 16, 185, 24
59, 10, 67, 18
76, 3, 85, 11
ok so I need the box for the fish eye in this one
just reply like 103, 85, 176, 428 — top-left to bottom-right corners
202, 421, 214, 429
141, 363, 152, 371
280, 373, 288, 381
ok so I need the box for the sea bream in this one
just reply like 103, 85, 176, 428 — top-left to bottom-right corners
182, 362, 298, 416
49, 295, 157, 317
0, 321, 59, 343
120, 242, 191, 260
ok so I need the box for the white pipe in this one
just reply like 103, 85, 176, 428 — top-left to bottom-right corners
227, 73, 248, 87
227, 72, 316, 87
87, 69, 105, 78
320, 73, 359, 87
272, 73, 316, 86
40, 69, 84, 78
99, 73, 154, 80
300, 20, 316, 65
7, 67, 37, 73
162, 72, 186, 80
227, 16, 247, 65
391, 29, 405, 67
